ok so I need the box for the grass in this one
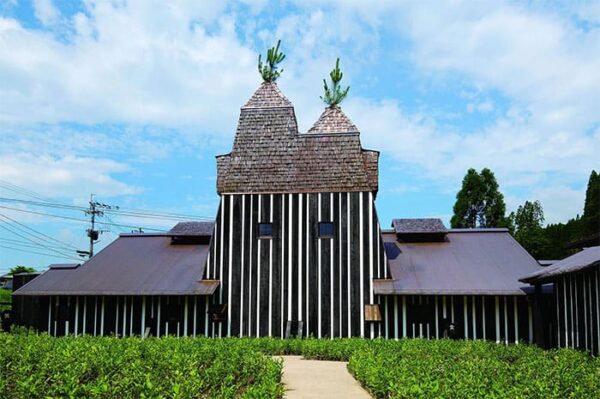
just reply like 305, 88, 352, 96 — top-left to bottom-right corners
1, 332, 599, 398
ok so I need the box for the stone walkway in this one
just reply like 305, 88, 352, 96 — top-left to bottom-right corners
279, 356, 371, 398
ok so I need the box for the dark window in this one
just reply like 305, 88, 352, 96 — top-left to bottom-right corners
258, 223, 273, 238
319, 222, 334, 238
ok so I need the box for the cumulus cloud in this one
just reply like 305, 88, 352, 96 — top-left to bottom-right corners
32, 0, 59, 26
0, 153, 139, 201
0, 0, 598, 226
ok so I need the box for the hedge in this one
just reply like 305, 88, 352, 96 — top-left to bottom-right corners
347, 339, 600, 399
1, 332, 599, 398
0, 332, 283, 398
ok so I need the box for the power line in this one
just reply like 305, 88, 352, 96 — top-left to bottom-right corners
0, 196, 212, 221
0, 205, 167, 232
0, 220, 78, 259
0, 237, 76, 252
0, 244, 80, 262
0, 180, 52, 202
0, 212, 78, 250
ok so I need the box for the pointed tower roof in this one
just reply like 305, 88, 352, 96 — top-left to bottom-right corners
242, 82, 292, 108
308, 105, 359, 134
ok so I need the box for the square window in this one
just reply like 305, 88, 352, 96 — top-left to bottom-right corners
319, 222, 334, 238
258, 223, 273, 238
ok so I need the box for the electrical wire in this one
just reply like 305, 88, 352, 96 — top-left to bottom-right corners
0, 205, 167, 232
0, 244, 80, 262
0, 222, 78, 259
0, 212, 79, 250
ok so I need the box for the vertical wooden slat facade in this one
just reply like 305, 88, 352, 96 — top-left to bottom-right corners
553, 269, 600, 354
206, 192, 387, 338
380, 294, 532, 343
40, 295, 212, 337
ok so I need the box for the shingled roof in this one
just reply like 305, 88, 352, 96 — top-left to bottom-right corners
308, 105, 359, 133
217, 84, 378, 194
243, 82, 292, 108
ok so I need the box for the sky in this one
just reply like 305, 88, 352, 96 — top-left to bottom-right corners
1, 0, 599, 273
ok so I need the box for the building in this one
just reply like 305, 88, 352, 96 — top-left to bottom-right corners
521, 246, 600, 354
13, 223, 216, 337
375, 220, 541, 342
13, 81, 542, 341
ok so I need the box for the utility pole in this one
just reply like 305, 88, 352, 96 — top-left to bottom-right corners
80, 194, 119, 259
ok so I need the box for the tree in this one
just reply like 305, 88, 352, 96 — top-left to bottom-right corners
321, 58, 350, 106
8, 265, 36, 275
258, 40, 285, 83
582, 170, 600, 238
509, 200, 548, 258
450, 168, 508, 228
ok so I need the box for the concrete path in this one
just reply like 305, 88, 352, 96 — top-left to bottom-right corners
279, 356, 371, 398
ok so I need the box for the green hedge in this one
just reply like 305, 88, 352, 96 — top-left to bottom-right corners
1, 332, 599, 398
0, 332, 284, 398
347, 339, 600, 399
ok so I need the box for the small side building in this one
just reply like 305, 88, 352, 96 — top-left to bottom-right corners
521, 246, 600, 354
374, 219, 543, 343
12, 222, 219, 337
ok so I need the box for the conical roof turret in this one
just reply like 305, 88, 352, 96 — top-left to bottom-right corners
307, 105, 359, 134
242, 82, 292, 108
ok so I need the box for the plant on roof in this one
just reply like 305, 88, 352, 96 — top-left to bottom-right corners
258, 40, 286, 82
321, 58, 350, 107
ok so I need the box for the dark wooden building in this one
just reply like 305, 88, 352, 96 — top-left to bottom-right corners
13, 81, 545, 342
374, 219, 541, 343
13, 224, 218, 337
521, 246, 600, 354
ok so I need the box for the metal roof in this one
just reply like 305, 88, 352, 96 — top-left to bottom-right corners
520, 246, 600, 284
374, 229, 542, 296
13, 235, 217, 296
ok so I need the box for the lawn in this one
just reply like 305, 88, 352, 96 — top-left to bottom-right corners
1, 332, 599, 398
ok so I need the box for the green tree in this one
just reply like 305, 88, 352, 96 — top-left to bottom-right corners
321, 58, 350, 106
509, 200, 548, 258
8, 265, 36, 275
258, 40, 285, 82
582, 170, 600, 238
451, 168, 508, 228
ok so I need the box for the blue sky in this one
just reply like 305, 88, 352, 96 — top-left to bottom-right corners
1, 0, 599, 273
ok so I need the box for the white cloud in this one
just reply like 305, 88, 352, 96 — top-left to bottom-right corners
32, 0, 59, 26
0, 0, 597, 226
0, 153, 139, 202
0, 1, 257, 132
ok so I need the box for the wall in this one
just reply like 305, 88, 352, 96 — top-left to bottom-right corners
41, 295, 212, 337
554, 269, 600, 354
206, 192, 387, 338
380, 294, 534, 343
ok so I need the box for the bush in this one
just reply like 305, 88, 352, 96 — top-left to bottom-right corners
1, 333, 598, 398
347, 339, 600, 399
0, 333, 284, 398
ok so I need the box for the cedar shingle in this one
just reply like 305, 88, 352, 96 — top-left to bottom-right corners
217, 83, 379, 194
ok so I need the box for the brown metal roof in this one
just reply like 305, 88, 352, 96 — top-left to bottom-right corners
375, 229, 542, 295
216, 84, 378, 195
13, 235, 217, 296
520, 246, 600, 284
